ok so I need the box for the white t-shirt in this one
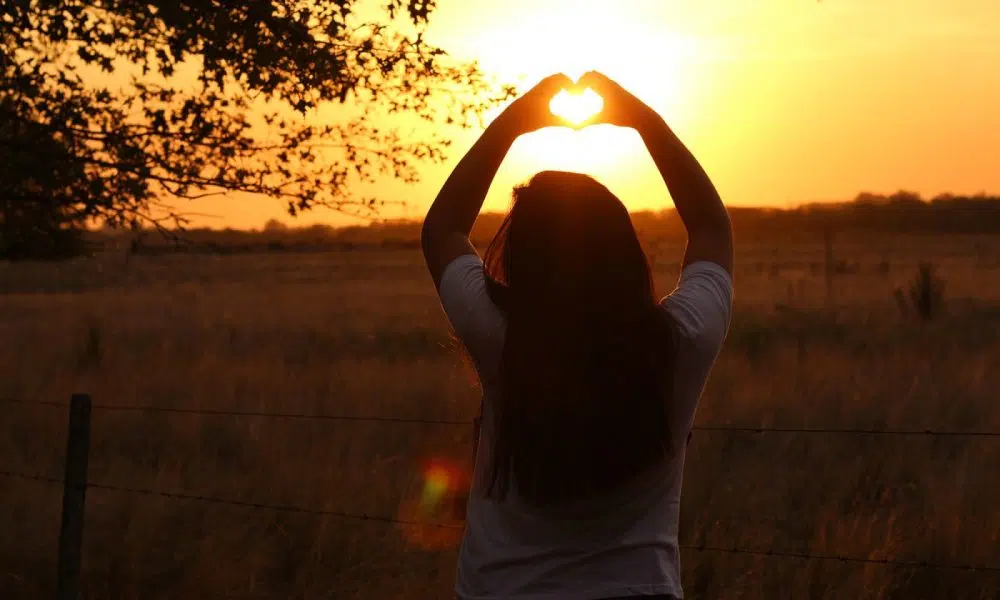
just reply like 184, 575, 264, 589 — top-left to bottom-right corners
437, 254, 733, 600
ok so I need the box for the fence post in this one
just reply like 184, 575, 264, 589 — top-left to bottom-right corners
56, 393, 92, 600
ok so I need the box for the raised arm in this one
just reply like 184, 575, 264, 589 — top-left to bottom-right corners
579, 72, 733, 275
421, 73, 574, 288
638, 113, 733, 274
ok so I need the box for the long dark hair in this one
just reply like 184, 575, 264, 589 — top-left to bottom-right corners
482, 170, 676, 507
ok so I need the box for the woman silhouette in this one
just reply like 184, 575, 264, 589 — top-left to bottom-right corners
422, 72, 733, 600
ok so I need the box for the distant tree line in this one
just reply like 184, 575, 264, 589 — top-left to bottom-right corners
725, 191, 1000, 237
93, 190, 1000, 258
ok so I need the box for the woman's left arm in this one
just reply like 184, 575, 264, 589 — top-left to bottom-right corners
421, 73, 573, 288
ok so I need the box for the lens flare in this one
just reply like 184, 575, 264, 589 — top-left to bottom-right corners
549, 88, 604, 126
421, 464, 452, 510
397, 457, 470, 551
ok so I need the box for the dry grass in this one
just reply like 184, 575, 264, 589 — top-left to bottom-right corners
1, 235, 999, 599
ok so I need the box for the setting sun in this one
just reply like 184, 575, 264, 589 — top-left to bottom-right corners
549, 88, 604, 126
445, 3, 706, 202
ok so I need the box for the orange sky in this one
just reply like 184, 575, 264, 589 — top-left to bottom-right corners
187, 0, 1000, 229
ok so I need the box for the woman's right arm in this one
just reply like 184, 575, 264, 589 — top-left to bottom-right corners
579, 72, 733, 275
421, 73, 574, 289
638, 114, 733, 274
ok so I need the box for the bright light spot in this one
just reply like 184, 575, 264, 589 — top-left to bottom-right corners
433, 2, 720, 210
420, 465, 452, 509
397, 457, 469, 551
463, 6, 706, 179
549, 88, 604, 126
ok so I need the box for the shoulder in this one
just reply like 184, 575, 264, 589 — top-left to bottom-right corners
660, 261, 733, 355
436, 254, 506, 371
439, 253, 486, 292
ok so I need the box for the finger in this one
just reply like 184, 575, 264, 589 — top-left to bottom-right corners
577, 71, 605, 89
573, 107, 610, 130
534, 110, 576, 132
578, 71, 617, 95
532, 72, 573, 96
549, 113, 577, 129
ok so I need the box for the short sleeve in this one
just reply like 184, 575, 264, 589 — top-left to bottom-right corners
437, 254, 506, 372
660, 261, 734, 445
661, 261, 733, 356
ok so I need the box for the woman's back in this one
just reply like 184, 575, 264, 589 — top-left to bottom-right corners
439, 255, 733, 600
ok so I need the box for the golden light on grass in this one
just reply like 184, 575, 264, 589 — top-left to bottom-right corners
549, 88, 604, 126
2, 237, 999, 595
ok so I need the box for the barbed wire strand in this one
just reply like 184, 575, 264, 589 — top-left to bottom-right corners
1, 468, 996, 573
3, 397, 998, 437
681, 543, 1000, 573
0, 469, 62, 485
0, 468, 461, 529
1, 398, 72, 409
84, 481, 464, 530
688, 424, 1000, 437
0, 398, 468, 425
103, 405, 472, 425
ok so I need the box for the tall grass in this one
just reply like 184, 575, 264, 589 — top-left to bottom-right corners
1, 236, 999, 599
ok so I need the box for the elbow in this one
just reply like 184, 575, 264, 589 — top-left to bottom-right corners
421, 217, 441, 248
420, 219, 435, 256
421, 217, 453, 258
689, 212, 732, 243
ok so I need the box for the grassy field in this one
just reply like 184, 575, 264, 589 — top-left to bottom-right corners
1, 233, 999, 599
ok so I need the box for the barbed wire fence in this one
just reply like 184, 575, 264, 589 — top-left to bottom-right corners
2, 394, 999, 599
6, 397, 1000, 437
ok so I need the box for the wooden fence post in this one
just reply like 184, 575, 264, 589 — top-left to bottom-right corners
56, 393, 92, 600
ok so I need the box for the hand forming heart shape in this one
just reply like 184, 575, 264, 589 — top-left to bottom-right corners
496, 72, 655, 136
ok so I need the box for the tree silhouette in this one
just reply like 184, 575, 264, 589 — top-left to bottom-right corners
0, 97, 89, 259
0, 0, 513, 257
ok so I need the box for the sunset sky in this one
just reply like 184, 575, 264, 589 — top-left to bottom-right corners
196, 0, 1000, 229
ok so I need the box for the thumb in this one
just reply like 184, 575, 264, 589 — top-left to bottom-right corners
578, 71, 630, 102
533, 72, 574, 97
571, 105, 610, 130
577, 71, 612, 93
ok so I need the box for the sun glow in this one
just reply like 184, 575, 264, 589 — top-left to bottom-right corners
549, 88, 604, 126
458, 2, 707, 196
